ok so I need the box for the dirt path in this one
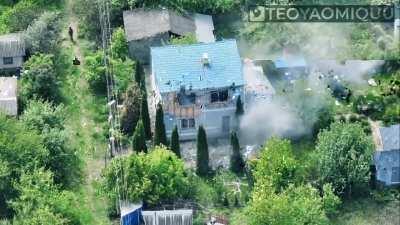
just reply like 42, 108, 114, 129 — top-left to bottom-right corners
61, 0, 112, 224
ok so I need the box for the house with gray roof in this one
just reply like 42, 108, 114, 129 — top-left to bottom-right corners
150, 40, 244, 140
373, 124, 400, 186
0, 33, 25, 74
123, 9, 215, 64
0, 77, 18, 116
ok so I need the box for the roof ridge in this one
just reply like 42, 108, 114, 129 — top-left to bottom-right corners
150, 39, 237, 50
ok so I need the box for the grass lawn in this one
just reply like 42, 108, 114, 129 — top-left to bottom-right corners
333, 196, 400, 225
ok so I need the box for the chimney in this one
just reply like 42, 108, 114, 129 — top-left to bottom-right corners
201, 53, 210, 66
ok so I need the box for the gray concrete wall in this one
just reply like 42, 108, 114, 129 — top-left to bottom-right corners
162, 87, 243, 141
128, 33, 170, 64
0, 56, 23, 69
375, 149, 400, 186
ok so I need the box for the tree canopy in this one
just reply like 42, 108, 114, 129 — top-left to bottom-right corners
120, 83, 142, 135
254, 138, 298, 193
170, 125, 181, 158
132, 119, 147, 153
0, 115, 48, 217
154, 103, 167, 146
101, 146, 190, 207
196, 126, 210, 176
316, 122, 374, 197
19, 54, 60, 105
24, 11, 61, 54
245, 137, 341, 225
230, 132, 245, 175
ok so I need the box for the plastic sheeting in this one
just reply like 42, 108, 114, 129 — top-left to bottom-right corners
142, 210, 193, 225
121, 203, 142, 225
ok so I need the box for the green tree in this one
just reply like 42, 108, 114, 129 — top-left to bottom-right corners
84, 50, 106, 93
170, 125, 180, 158
19, 54, 60, 105
24, 11, 61, 54
196, 125, 210, 176
112, 57, 135, 95
0, 115, 48, 217
322, 183, 341, 217
254, 137, 298, 192
154, 103, 167, 146
10, 169, 91, 225
72, 0, 101, 41
120, 83, 142, 135
135, 61, 145, 87
21, 100, 82, 188
230, 132, 245, 174
132, 119, 147, 153
235, 95, 244, 117
111, 27, 128, 60
140, 93, 151, 140
102, 146, 189, 207
316, 122, 373, 197
313, 105, 335, 137
246, 184, 333, 225
0, 1, 43, 33
169, 33, 197, 45
40, 128, 82, 188
21, 100, 65, 131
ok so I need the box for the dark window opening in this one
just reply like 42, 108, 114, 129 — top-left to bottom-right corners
181, 119, 188, 129
211, 92, 219, 103
219, 90, 228, 102
3, 57, 13, 65
181, 118, 195, 129
210, 90, 229, 103
177, 93, 196, 106
188, 118, 195, 128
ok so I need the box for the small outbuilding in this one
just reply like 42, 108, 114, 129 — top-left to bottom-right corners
373, 124, 400, 186
0, 77, 18, 116
0, 33, 25, 74
123, 9, 215, 63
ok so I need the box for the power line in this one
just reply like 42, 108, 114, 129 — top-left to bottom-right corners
97, 0, 128, 213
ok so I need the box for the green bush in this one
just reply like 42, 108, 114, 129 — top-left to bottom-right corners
101, 146, 190, 207
19, 54, 61, 109
316, 122, 374, 197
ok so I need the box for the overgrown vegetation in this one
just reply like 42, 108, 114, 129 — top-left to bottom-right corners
1, 0, 399, 224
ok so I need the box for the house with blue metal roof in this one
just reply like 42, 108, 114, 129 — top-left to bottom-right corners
373, 124, 400, 186
150, 40, 244, 140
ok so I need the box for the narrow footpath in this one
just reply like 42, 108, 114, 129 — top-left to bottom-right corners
61, 0, 112, 224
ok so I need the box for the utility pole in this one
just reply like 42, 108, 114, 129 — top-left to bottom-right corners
395, 2, 400, 48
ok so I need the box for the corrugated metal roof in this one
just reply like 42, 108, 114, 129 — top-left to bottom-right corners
123, 9, 195, 42
274, 56, 307, 68
0, 33, 25, 57
380, 124, 400, 151
194, 13, 215, 43
151, 40, 244, 93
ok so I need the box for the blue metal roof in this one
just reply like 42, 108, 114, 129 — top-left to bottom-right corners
274, 56, 307, 69
380, 124, 400, 151
151, 40, 244, 93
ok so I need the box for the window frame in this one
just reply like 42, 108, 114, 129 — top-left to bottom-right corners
3, 57, 13, 65
218, 90, 229, 102
210, 90, 229, 103
180, 118, 195, 129
188, 118, 195, 128
210, 91, 219, 103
